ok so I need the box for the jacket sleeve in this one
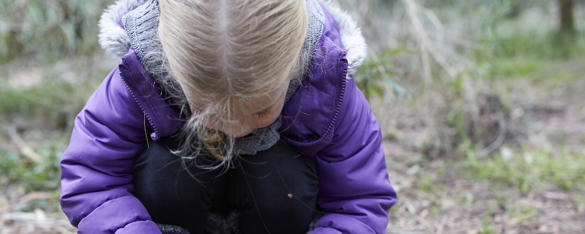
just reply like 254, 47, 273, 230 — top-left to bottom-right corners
59, 67, 161, 234
308, 77, 397, 234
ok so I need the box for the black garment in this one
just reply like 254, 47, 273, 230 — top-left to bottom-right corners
132, 137, 320, 234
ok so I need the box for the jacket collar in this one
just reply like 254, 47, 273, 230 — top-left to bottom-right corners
279, 2, 349, 155
118, 49, 183, 140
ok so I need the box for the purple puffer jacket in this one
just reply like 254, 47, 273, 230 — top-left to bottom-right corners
60, 1, 396, 233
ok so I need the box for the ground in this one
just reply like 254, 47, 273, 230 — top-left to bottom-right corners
381, 59, 585, 233
1, 51, 584, 234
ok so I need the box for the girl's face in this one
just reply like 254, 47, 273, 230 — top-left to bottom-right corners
196, 81, 290, 138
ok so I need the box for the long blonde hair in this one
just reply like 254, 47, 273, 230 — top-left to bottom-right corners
158, 0, 308, 168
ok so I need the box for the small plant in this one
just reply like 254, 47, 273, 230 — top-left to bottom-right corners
0, 146, 62, 192
355, 48, 414, 100
0, 0, 114, 64
510, 203, 538, 222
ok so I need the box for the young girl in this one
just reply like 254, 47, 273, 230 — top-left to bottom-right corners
59, 0, 396, 233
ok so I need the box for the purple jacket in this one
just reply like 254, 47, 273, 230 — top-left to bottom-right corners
60, 1, 396, 233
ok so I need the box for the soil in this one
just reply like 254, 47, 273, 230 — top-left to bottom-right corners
1, 59, 584, 233
383, 70, 585, 233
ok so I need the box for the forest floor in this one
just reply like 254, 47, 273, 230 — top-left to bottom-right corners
381, 58, 585, 233
1, 55, 584, 233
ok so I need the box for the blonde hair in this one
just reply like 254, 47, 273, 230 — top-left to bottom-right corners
158, 0, 308, 168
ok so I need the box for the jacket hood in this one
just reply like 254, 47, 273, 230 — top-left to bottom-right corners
98, 0, 367, 75
98, 0, 147, 58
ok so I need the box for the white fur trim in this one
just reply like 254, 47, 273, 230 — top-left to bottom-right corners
98, 0, 146, 57
321, 1, 367, 78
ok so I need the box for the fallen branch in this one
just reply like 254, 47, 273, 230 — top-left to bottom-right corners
15, 192, 55, 207
4, 126, 42, 163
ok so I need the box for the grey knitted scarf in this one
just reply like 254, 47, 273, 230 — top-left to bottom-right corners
123, 0, 325, 155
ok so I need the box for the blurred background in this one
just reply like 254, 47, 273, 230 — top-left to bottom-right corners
1, 0, 584, 233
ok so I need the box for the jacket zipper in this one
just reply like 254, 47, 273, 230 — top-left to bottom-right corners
119, 74, 160, 141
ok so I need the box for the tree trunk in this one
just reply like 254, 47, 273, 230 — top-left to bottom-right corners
558, 0, 576, 36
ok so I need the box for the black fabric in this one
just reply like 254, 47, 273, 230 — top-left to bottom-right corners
132, 137, 319, 234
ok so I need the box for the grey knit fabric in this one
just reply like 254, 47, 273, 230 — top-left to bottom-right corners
157, 223, 191, 234
123, 0, 324, 155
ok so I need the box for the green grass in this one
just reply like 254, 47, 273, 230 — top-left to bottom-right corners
0, 146, 62, 193
464, 149, 585, 193
408, 146, 585, 205
509, 203, 538, 221
0, 77, 101, 130
0, 61, 107, 214
355, 48, 415, 100
475, 31, 585, 82
479, 214, 498, 234
0, 143, 64, 213
0, 69, 102, 196
0, 0, 114, 64
490, 32, 585, 60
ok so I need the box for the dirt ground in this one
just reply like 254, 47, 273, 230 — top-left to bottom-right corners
383, 69, 585, 233
1, 60, 584, 233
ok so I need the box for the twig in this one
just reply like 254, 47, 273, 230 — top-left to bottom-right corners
0, 197, 7, 215
4, 126, 42, 163
403, 0, 432, 82
476, 111, 507, 158
16, 192, 55, 207
402, 0, 466, 79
